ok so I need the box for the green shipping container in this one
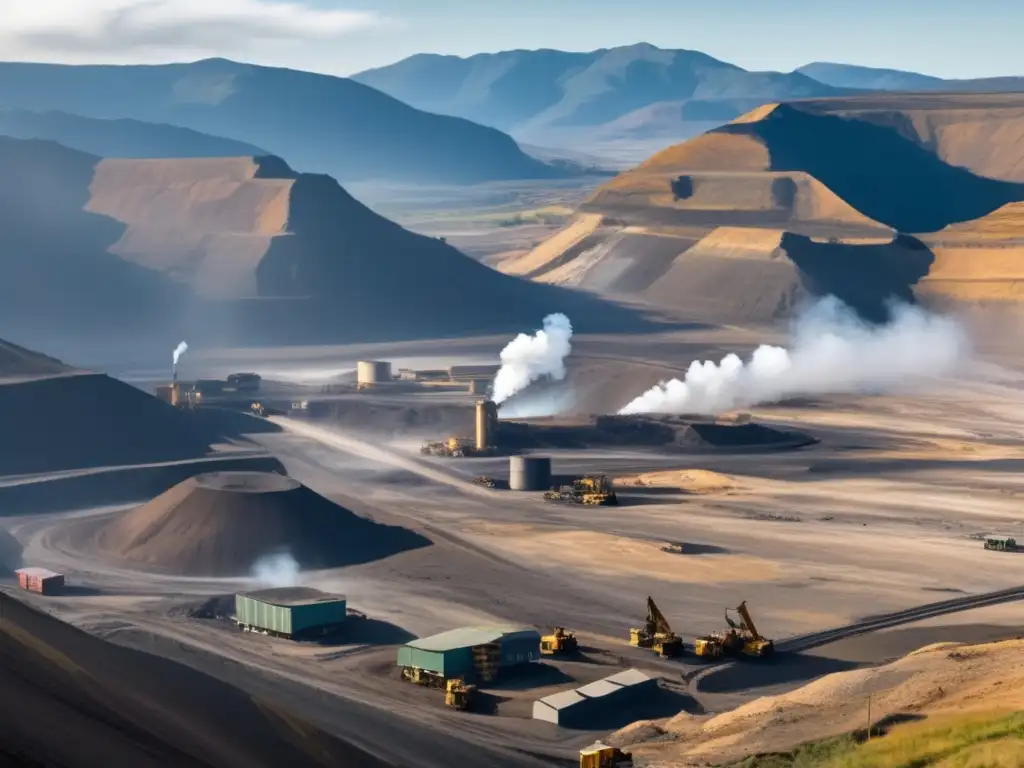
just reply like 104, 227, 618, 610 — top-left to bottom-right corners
235, 587, 346, 638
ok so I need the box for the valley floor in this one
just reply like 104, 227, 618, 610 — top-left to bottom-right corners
3, 329, 1024, 766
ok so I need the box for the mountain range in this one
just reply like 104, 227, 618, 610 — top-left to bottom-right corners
0, 59, 561, 184
354, 45, 1024, 154
352, 43, 849, 146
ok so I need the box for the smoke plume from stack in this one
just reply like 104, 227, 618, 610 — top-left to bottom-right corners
619, 297, 969, 415
492, 313, 573, 404
172, 341, 188, 378
251, 552, 300, 587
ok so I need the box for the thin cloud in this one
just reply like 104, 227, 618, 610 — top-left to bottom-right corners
0, 0, 382, 60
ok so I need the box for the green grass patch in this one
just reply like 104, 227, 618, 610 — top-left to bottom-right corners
727, 711, 1024, 768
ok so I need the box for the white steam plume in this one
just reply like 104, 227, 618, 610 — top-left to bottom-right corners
172, 341, 188, 366
620, 297, 969, 415
492, 313, 573, 404
251, 552, 300, 587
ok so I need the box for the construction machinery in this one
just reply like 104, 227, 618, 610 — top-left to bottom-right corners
543, 475, 618, 506
420, 399, 498, 458
444, 678, 477, 711
421, 435, 470, 457
540, 627, 579, 656
579, 742, 632, 767
401, 666, 446, 689
629, 597, 684, 657
730, 600, 774, 657
694, 600, 774, 659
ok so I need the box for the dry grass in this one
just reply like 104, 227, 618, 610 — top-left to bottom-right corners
731, 711, 1024, 767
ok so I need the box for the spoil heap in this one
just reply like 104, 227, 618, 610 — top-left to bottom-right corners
95, 471, 430, 575
0, 373, 215, 476
0, 594, 390, 767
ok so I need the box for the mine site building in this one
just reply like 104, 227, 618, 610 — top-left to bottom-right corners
397, 625, 541, 683
15, 567, 64, 595
235, 587, 346, 639
533, 668, 657, 728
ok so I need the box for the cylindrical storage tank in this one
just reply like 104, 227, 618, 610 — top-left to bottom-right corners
356, 360, 392, 386
509, 456, 551, 491
475, 399, 498, 450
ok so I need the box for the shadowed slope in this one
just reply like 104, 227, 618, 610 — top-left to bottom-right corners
0, 109, 266, 158
0, 593, 391, 767
0, 58, 561, 184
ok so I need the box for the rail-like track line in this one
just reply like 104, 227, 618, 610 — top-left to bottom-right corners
691, 585, 1024, 691
778, 584, 1024, 654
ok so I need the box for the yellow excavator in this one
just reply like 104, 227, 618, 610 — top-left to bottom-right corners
579, 742, 632, 767
444, 678, 477, 711
629, 597, 684, 657
544, 475, 618, 506
541, 627, 579, 656
695, 600, 774, 659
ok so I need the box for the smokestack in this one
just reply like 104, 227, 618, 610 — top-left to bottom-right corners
475, 399, 497, 451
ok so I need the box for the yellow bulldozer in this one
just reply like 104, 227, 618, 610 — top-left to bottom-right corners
629, 597, 684, 657
543, 475, 618, 506
579, 742, 632, 767
444, 678, 477, 711
541, 627, 579, 656
695, 600, 774, 659
421, 436, 470, 457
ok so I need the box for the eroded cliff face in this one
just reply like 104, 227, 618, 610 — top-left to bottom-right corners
503, 95, 1024, 324
0, 139, 645, 347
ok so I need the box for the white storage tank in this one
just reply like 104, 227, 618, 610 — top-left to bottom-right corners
356, 361, 392, 386
509, 456, 552, 491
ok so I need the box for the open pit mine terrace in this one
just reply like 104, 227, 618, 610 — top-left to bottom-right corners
4, 350, 1024, 768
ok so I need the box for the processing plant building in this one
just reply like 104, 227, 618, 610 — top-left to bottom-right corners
397, 625, 541, 682
533, 668, 658, 728
235, 587, 347, 639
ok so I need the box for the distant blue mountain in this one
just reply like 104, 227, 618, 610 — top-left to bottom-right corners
0, 59, 562, 183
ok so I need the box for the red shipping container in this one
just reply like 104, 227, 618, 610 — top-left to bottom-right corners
15, 567, 64, 595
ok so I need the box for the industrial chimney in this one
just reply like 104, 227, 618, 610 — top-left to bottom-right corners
475, 399, 498, 451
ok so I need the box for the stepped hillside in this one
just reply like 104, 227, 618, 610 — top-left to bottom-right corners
0, 595, 389, 767
500, 94, 1024, 322
0, 58, 561, 184
0, 137, 646, 348
353, 43, 847, 148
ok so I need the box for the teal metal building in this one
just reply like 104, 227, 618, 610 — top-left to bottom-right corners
235, 587, 346, 639
397, 625, 541, 679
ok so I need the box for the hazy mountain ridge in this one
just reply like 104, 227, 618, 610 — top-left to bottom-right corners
797, 61, 1024, 93
0, 58, 563, 184
353, 43, 850, 145
0, 108, 267, 158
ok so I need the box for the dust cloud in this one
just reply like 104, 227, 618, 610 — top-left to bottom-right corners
620, 297, 969, 415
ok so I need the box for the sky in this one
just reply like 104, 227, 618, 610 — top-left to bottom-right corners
0, 0, 1022, 78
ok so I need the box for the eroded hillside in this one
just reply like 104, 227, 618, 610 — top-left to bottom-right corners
611, 639, 1024, 766
501, 94, 1024, 322
1, 137, 649, 347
